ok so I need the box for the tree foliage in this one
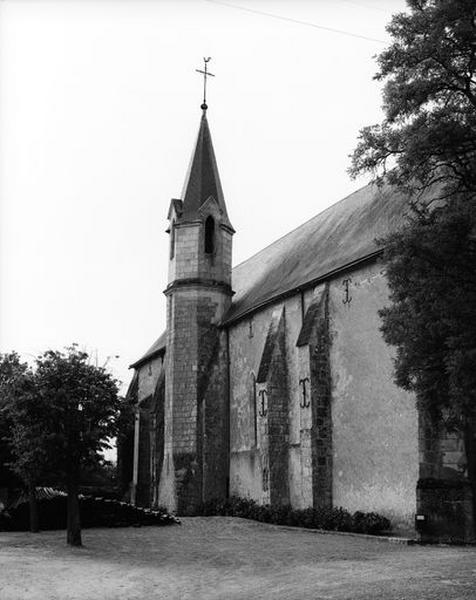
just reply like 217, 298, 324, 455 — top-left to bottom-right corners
379, 200, 476, 427
1, 354, 51, 488
0, 354, 33, 491
0, 353, 50, 532
350, 0, 476, 198
32, 346, 120, 481
350, 0, 476, 419
0, 347, 120, 545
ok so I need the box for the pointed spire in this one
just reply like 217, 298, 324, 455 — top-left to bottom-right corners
180, 111, 233, 230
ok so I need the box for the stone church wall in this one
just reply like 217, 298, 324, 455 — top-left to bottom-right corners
229, 258, 419, 533
229, 302, 278, 503
137, 355, 163, 402
229, 288, 324, 507
329, 261, 418, 532
135, 356, 164, 507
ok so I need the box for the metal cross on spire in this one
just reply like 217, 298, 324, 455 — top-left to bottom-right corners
195, 57, 215, 111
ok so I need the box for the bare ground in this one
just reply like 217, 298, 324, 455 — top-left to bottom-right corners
1, 517, 475, 599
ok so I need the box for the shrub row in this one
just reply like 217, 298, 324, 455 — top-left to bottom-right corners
199, 496, 391, 535
0, 495, 180, 531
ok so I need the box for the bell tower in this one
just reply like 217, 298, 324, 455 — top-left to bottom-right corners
158, 101, 234, 514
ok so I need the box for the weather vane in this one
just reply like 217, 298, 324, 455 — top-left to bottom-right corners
195, 57, 215, 110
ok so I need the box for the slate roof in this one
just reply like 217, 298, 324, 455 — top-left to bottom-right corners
180, 110, 233, 229
131, 181, 417, 368
130, 330, 166, 369
224, 181, 415, 324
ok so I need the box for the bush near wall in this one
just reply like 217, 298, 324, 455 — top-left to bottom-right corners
199, 496, 391, 535
0, 494, 180, 531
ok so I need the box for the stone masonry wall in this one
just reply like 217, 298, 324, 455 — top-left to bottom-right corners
136, 407, 151, 507
200, 329, 230, 503
309, 286, 333, 509
151, 377, 165, 508
160, 287, 231, 514
230, 258, 420, 534
169, 207, 232, 287
135, 356, 164, 507
229, 295, 311, 506
171, 291, 201, 514
159, 295, 177, 512
161, 194, 233, 515
330, 261, 419, 533
417, 410, 475, 542
266, 311, 290, 506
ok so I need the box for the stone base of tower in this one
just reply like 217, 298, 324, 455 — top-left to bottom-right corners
200, 329, 230, 505
173, 453, 202, 515
158, 452, 177, 513
158, 450, 203, 515
159, 327, 230, 515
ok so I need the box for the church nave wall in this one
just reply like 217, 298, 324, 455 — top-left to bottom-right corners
329, 260, 419, 533
228, 258, 419, 534
229, 288, 327, 509
134, 355, 165, 507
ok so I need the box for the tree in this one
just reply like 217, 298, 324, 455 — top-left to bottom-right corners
1, 347, 120, 545
351, 0, 476, 198
0, 353, 46, 533
0, 355, 22, 492
350, 0, 476, 529
379, 201, 476, 463
34, 346, 120, 545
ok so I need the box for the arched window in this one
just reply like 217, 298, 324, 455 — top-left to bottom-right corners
204, 216, 215, 254
170, 219, 175, 259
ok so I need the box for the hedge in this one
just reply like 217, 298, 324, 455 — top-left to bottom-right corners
198, 496, 391, 535
0, 494, 180, 531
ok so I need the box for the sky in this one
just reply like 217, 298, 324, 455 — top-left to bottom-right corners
0, 0, 407, 393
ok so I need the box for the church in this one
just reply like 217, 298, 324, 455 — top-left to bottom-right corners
123, 102, 474, 542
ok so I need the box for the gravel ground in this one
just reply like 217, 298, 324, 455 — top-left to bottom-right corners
1, 516, 475, 600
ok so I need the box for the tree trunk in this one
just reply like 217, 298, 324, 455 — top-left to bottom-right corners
28, 484, 39, 533
66, 477, 82, 546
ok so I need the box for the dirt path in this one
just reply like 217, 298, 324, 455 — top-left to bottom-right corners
1, 517, 475, 599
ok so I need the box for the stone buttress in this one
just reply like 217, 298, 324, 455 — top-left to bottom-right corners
256, 307, 290, 505
296, 284, 332, 509
158, 108, 234, 514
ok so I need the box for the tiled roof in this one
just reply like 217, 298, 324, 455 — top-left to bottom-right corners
224, 182, 415, 324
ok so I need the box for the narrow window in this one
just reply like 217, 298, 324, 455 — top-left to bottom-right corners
248, 317, 254, 338
170, 220, 175, 259
204, 216, 215, 254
